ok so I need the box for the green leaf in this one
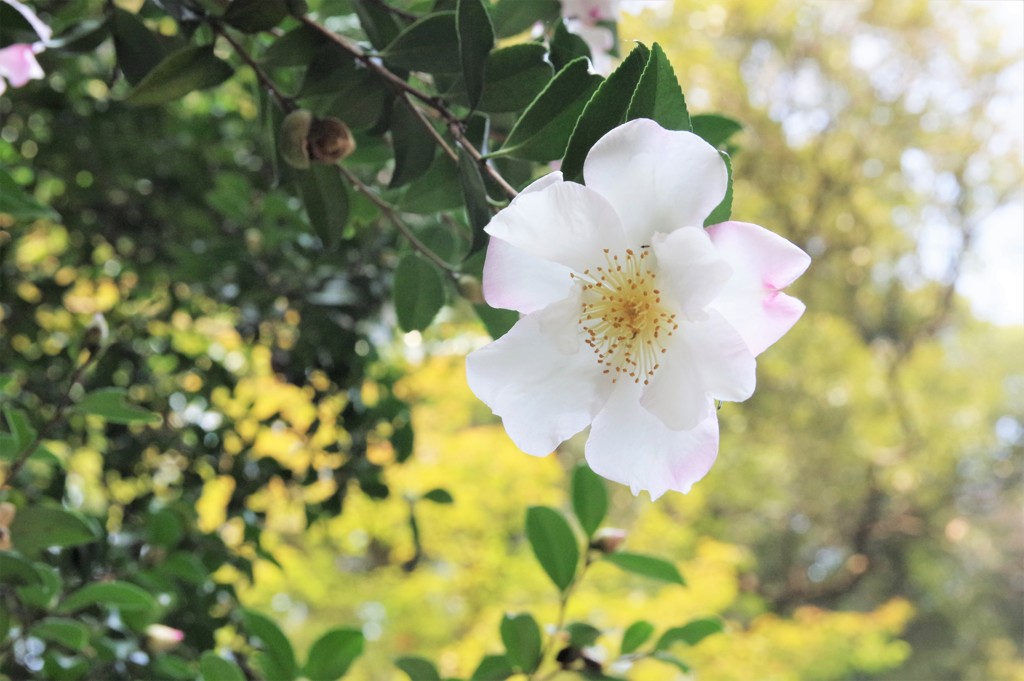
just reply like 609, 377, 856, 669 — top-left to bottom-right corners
76, 388, 160, 424
30, 618, 91, 652
15, 562, 62, 610
500, 613, 541, 673
704, 151, 732, 226
602, 552, 685, 586
691, 114, 742, 148
457, 0, 494, 108
490, 0, 560, 38
124, 44, 234, 106
0, 168, 60, 221
111, 8, 164, 85
381, 12, 461, 74
304, 627, 364, 681
571, 463, 608, 538
10, 506, 98, 558
620, 620, 655, 654
262, 25, 329, 67
395, 656, 441, 681
294, 164, 350, 249
561, 42, 649, 181
299, 47, 391, 130
625, 42, 691, 132
353, 0, 405, 51
651, 651, 691, 673
471, 654, 515, 680
422, 488, 453, 504
153, 654, 194, 680
4, 406, 35, 449
241, 608, 299, 681
655, 617, 724, 650
479, 43, 554, 113
200, 652, 246, 681
223, 0, 289, 33
398, 155, 463, 213
146, 508, 184, 548
0, 552, 43, 587
474, 304, 518, 339
57, 581, 159, 615
565, 622, 601, 647
495, 57, 602, 163
393, 254, 446, 331
549, 18, 591, 72
525, 506, 579, 592
458, 143, 492, 254
389, 99, 438, 188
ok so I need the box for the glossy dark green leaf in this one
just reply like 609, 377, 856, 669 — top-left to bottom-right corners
0, 552, 43, 587
478, 43, 553, 113
457, 0, 494, 108
15, 562, 62, 609
353, 0, 405, 50
625, 42, 691, 132
495, 57, 602, 162
57, 581, 159, 615
655, 617, 724, 649
691, 114, 742, 148
124, 44, 233, 106
389, 99, 438, 188
602, 552, 685, 586
242, 608, 299, 681
458, 144, 492, 254
470, 654, 515, 680
525, 506, 579, 592
398, 156, 463, 213
490, 0, 560, 38
200, 652, 246, 681
30, 618, 91, 652
566, 622, 601, 647
704, 151, 732, 226
393, 254, 446, 331
76, 388, 160, 424
262, 25, 330, 67
571, 463, 608, 537
500, 613, 541, 673
395, 656, 441, 681
474, 304, 518, 339
422, 488, 453, 504
304, 627, 364, 681
223, 0, 289, 33
620, 620, 655, 654
111, 8, 164, 86
10, 506, 98, 558
381, 12, 460, 74
294, 164, 350, 249
549, 18, 591, 72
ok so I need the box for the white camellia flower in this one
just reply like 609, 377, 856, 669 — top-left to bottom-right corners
466, 119, 810, 499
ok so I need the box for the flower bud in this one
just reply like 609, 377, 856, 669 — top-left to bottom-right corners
145, 624, 185, 653
590, 527, 627, 553
279, 109, 313, 169
457, 275, 484, 304
308, 116, 355, 164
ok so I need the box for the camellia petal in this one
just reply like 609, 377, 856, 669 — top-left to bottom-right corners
587, 382, 720, 499
583, 119, 728, 244
482, 237, 572, 314
0, 44, 44, 89
466, 295, 614, 456
706, 221, 811, 356
651, 226, 732, 317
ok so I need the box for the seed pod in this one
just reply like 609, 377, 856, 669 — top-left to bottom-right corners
308, 116, 355, 164
279, 109, 313, 169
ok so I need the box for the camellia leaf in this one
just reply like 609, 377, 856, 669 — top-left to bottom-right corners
241, 608, 299, 681
490, 0, 560, 38
294, 164, 350, 249
561, 42, 649, 182
655, 617, 725, 650
389, 99, 438, 188
494, 57, 603, 163
691, 113, 742, 148
525, 506, 579, 592
10, 506, 98, 558
199, 652, 246, 681
124, 44, 233, 106
652, 651, 692, 673
704, 151, 732, 226
474, 304, 518, 340
395, 656, 441, 681
458, 143, 492, 254
549, 18, 591, 72
626, 42, 691, 132
500, 613, 542, 673
620, 620, 655, 654
222, 0, 289, 33
393, 254, 446, 332
4, 406, 35, 449
30, 618, 91, 652
353, 0, 405, 51
111, 8, 164, 85
381, 12, 460, 74
398, 155, 464, 213
303, 627, 364, 681
566, 622, 601, 647
0, 169, 59, 221
471, 654, 516, 680
57, 581, 159, 615
262, 25, 330, 67
76, 388, 161, 424
478, 43, 554, 113
0, 552, 43, 587
457, 0, 494, 109
602, 552, 685, 586
571, 463, 608, 537
422, 488, 453, 504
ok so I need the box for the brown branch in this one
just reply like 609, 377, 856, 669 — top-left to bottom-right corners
214, 24, 296, 112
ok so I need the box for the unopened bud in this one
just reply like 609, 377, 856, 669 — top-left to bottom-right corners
279, 109, 313, 169
590, 527, 627, 553
457, 275, 484, 304
145, 624, 185, 652
308, 116, 355, 164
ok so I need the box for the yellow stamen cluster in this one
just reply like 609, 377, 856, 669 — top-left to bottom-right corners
572, 248, 678, 385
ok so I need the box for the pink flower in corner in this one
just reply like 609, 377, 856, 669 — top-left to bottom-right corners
0, 0, 51, 95
466, 119, 810, 499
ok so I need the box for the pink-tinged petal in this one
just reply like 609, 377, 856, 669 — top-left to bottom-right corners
640, 309, 755, 430
482, 237, 572, 314
484, 181, 627, 273
706, 221, 811, 356
466, 294, 612, 455
586, 382, 720, 499
0, 44, 44, 88
650, 226, 732, 317
583, 119, 727, 245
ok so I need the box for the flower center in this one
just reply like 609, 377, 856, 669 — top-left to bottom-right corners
572, 248, 678, 385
